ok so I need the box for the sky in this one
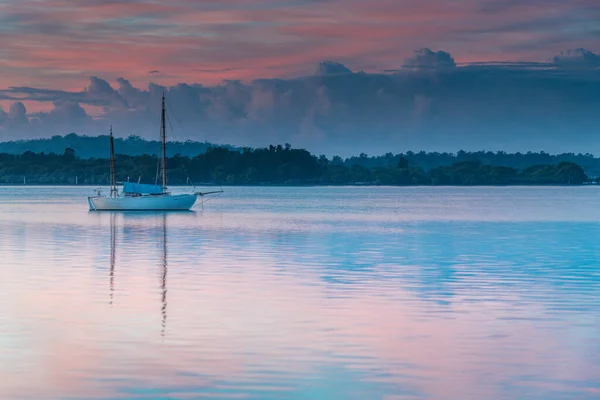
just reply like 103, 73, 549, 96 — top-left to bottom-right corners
0, 0, 599, 155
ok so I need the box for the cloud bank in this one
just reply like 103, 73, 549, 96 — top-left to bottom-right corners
1, 48, 599, 156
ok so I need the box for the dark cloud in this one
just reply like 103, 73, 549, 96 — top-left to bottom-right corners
1, 50, 600, 155
86, 76, 129, 109
46, 101, 90, 122
8, 102, 27, 123
315, 61, 353, 76
403, 48, 456, 70
0, 102, 29, 132
116, 78, 148, 110
0, 86, 108, 106
551, 48, 600, 69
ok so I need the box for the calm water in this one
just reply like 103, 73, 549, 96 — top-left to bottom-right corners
1, 186, 599, 400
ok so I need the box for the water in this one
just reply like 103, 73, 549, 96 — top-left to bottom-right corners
1, 186, 599, 400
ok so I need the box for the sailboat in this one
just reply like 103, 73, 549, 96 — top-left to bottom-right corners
88, 94, 222, 211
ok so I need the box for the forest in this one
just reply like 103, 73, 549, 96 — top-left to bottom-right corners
2, 134, 600, 176
0, 144, 591, 186
0, 133, 238, 159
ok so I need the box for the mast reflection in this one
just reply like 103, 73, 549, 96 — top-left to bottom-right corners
107, 212, 171, 337
160, 213, 168, 338
109, 213, 116, 306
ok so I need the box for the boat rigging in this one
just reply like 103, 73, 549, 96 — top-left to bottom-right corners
88, 94, 222, 211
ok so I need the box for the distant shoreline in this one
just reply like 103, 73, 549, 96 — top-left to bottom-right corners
0, 141, 594, 186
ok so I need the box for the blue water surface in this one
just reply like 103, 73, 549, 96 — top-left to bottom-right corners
0, 186, 599, 399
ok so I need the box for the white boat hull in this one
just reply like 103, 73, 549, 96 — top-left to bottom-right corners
88, 194, 198, 211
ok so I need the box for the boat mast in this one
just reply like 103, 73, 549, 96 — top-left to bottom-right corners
109, 125, 118, 198
160, 94, 167, 192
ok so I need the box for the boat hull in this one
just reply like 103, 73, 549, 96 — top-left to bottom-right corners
88, 194, 198, 211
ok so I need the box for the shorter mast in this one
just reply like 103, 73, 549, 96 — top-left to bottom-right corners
109, 126, 118, 198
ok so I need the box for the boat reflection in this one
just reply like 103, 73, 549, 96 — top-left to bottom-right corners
160, 213, 167, 338
108, 212, 172, 337
109, 213, 116, 305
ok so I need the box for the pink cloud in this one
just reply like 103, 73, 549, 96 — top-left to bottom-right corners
0, 0, 598, 91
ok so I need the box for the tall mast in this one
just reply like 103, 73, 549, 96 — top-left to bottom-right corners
109, 125, 117, 198
161, 93, 167, 192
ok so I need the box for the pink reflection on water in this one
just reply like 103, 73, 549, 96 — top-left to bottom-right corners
1, 191, 599, 399
1, 231, 598, 399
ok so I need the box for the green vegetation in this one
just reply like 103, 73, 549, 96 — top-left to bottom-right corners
2, 134, 600, 176
0, 145, 590, 185
0, 133, 238, 159
341, 150, 600, 178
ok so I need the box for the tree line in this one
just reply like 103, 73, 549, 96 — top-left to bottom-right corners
2, 134, 600, 176
0, 145, 590, 185
341, 150, 600, 177
0, 133, 239, 159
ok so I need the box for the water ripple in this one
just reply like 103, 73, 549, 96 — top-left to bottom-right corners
0, 186, 599, 399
